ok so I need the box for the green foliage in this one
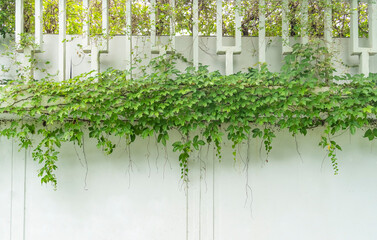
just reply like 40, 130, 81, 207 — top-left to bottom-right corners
2, 42, 377, 188
0, 0, 15, 38
43, 0, 84, 34
0, 0, 371, 37
1, 33, 52, 83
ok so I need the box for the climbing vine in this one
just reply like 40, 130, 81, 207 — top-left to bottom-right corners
1, 42, 377, 188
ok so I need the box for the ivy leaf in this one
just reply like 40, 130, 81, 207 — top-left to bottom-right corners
252, 128, 262, 138
364, 129, 374, 141
373, 129, 377, 138
350, 125, 356, 135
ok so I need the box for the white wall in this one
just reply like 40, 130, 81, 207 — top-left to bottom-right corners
1, 128, 377, 240
1, 36, 377, 239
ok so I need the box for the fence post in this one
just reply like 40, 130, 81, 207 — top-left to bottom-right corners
258, 0, 266, 66
193, 0, 199, 70
59, 0, 66, 81
150, 0, 158, 54
301, 0, 309, 44
282, 0, 292, 54
350, 0, 377, 75
101, 0, 109, 54
168, 0, 176, 53
35, 0, 43, 51
15, 0, 43, 81
15, 0, 24, 50
324, 0, 332, 49
150, 0, 175, 55
125, 0, 132, 76
83, 0, 90, 50
82, 0, 110, 76
216, 0, 242, 75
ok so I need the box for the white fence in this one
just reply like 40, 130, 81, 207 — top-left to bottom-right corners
2, 35, 377, 81
7, 0, 377, 79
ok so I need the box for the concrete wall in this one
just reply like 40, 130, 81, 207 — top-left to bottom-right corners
1, 128, 377, 240
1, 36, 377, 239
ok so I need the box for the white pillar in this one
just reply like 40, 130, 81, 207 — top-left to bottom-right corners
35, 0, 43, 51
193, 0, 199, 70
369, 0, 377, 51
150, 0, 159, 54
216, 0, 223, 54
84, 0, 109, 75
350, 0, 360, 53
125, 0, 132, 75
349, 0, 376, 75
168, 0, 176, 53
150, 0, 175, 55
282, 0, 292, 54
82, 0, 90, 51
258, 0, 266, 65
101, 0, 109, 53
15, 0, 24, 50
324, 0, 332, 49
216, 0, 242, 75
234, 0, 241, 49
15, 0, 42, 79
59, 0, 67, 81
301, 0, 309, 44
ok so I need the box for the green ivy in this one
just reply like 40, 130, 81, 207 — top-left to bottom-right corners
0, 0, 370, 37
1, 43, 377, 188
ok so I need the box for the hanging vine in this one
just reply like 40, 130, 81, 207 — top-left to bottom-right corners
1, 42, 377, 188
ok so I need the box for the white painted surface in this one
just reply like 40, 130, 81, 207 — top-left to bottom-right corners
324, 0, 332, 49
169, 0, 176, 52
35, 0, 43, 49
1, 129, 377, 239
281, 0, 292, 54
301, 0, 309, 44
258, 0, 266, 65
192, 0, 199, 70
0, 137, 12, 240
9, 0, 377, 76
216, 0, 242, 75
58, 0, 66, 81
125, 0, 132, 74
15, 0, 24, 47
23, 135, 187, 240
350, 0, 377, 75
2, 35, 377, 81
